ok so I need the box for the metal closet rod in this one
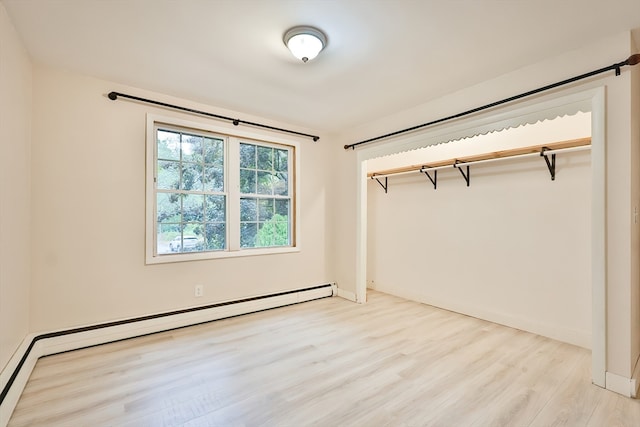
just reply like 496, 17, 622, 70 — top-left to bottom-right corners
107, 91, 320, 142
346, 53, 640, 150
448, 145, 590, 169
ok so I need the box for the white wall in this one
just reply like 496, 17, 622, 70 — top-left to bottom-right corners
604, 39, 634, 381
333, 31, 639, 379
0, 3, 32, 370
29, 66, 332, 332
367, 134, 592, 347
331, 147, 359, 299
630, 33, 640, 379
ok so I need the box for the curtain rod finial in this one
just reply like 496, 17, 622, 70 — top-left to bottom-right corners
627, 53, 640, 66
108, 92, 118, 100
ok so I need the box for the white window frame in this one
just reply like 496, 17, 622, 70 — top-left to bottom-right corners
146, 114, 300, 264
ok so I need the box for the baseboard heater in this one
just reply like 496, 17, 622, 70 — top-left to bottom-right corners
0, 283, 335, 424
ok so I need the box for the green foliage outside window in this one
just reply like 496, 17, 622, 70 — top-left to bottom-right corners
256, 214, 290, 247
239, 142, 291, 248
154, 126, 293, 256
156, 128, 226, 254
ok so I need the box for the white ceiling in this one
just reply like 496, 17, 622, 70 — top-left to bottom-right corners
3, 0, 640, 133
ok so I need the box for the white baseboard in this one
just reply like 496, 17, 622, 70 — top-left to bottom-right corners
373, 285, 591, 349
0, 284, 333, 427
606, 371, 636, 398
39, 292, 329, 357
337, 288, 357, 302
631, 354, 640, 398
330, 283, 338, 296
0, 335, 40, 427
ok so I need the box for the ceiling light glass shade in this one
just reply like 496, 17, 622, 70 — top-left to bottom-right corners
284, 26, 327, 63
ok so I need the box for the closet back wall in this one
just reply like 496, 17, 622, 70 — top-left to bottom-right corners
367, 150, 591, 348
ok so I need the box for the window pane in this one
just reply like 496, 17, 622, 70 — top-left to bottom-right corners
157, 130, 180, 161
157, 160, 180, 190
240, 143, 256, 168
240, 169, 256, 194
204, 138, 223, 166
257, 215, 289, 247
204, 223, 225, 251
181, 133, 203, 163
274, 148, 288, 172
157, 192, 181, 223
241, 223, 257, 248
273, 172, 288, 196
182, 194, 204, 222
167, 227, 184, 253
169, 234, 182, 253
258, 199, 274, 221
181, 162, 204, 191
240, 198, 257, 222
205, 195, 226, 222
275, 199, 289, 217
157, 223, 180, 254
257, 146, 273, 170
257, 171, 273, 195
183, 223, 201, 237
204, 166, 224, 192
173, 225, 204, 253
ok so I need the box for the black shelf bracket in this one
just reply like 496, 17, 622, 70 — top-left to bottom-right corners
454, 162, 470, 187
421, 168, 437, 190
541, 148, 556, 181
372, 176, 388, 193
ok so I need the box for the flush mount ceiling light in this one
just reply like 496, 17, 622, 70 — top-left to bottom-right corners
283, 26, 327, 63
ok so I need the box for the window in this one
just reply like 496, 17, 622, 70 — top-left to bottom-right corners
146, 115, 298, 263
239, 142, 291, 248
155, 128, 226, 255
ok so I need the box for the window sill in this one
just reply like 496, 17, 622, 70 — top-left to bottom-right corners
145, 246, 300, 265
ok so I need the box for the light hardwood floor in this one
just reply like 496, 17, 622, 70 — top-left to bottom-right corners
9, 291, 640, 426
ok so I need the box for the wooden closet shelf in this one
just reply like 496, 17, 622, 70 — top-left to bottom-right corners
367, 137, 591, 178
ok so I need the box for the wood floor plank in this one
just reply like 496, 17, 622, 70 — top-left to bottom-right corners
8, 291, 639, 426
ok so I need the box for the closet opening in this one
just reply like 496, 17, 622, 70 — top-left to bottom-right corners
353, 88, 606, 386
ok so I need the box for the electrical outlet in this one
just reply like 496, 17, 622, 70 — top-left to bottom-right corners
194, 284, 204, 297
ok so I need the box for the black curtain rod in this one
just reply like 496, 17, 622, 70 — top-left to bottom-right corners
344, 53, 640, 150
107, 91, 320, 142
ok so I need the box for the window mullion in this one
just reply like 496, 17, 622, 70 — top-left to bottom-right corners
228, 137, 240, 251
